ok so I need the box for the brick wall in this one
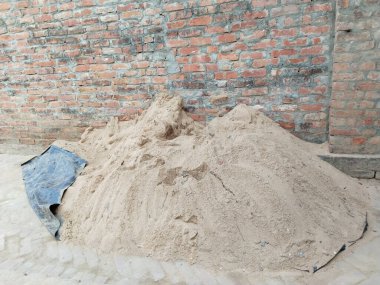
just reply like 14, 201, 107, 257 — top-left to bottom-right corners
1, 0, 334, 146
329, 0, 380, 154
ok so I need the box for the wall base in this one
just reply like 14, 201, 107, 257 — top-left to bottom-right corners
319, 154, 380, 179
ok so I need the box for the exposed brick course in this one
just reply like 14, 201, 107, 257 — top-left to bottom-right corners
330, 0, 380, 154
0, 0, 354, 148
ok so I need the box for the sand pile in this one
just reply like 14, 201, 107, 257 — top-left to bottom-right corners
56, 95, 368, 272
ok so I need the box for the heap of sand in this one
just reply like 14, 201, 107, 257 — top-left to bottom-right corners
56, 95, 368, 272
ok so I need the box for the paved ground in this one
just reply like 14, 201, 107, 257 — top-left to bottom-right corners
0, 146, 379, 284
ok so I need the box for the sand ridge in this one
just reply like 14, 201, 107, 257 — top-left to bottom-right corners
56, 94, 368, 272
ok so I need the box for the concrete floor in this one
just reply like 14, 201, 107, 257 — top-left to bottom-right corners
0, 146, 379, 284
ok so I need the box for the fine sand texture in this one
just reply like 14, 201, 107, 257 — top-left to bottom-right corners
56, 95, 368, 272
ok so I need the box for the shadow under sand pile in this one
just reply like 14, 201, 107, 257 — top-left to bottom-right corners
56, 95, 368, 272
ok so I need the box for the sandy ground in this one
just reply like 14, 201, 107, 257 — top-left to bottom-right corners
0, 144, 379, 284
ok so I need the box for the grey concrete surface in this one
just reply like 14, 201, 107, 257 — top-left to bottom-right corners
319, 154, 380, 179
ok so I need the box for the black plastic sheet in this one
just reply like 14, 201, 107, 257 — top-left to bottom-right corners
22, 145, 86, 238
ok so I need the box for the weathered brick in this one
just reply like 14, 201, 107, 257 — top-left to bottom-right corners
121, 10, 142, 19
271, 5, 299, 17
301, 46, 324, 55
272, 28, 297, 38
190, 37, 212, 46
215, 72, 238, 80
253, 58, 279, 68
240, 52, 264, 60
167, 39, 188, 48
302, 26, 330, 35
242, 69, 266, 78
305, 3, 333, 13
167, 20, 186, 30
183, 64, 205, 72
330, 0, 380, 154
35, 14, 53, 22
217, 53, 239, 61
178, 46, 200, 55
253, 39, 276, 49
189, 16, 212, 26
252, 0, 277, 8
191, 55, 212, 63
0, 0, 350, 152
0, 2, 11, 10
164, 3, 185, 12
272, 49, 296, 58
217, 34, 237, 43
244, 10, 268, 20
242, 87, 268, 96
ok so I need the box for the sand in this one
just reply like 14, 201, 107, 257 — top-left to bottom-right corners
56, 95, 368, 272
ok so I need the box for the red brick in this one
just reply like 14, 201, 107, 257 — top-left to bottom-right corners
200, 0, 212, 6
244, 10, 268, 19
35, 14, 53, 22
121, 11, 142, 19
305, 3, 333, 13
134, 61, 150, 69
191, 55, 212, 63
215, 72, 238, 80
271, 5, 299, 17
272, 49, 296, 58
207, 46, 218, 53
342, 0, 350, 8
217, 53, 239, 61
206, 64, 218, 71
0, 3, 11, 10
0, 0, 356, 151
241, 30, 266, 41
164, 3, 185, 12
167, 39, 188, 48
253, 58, 279, 68
189, 114, 206, 122
183, 64, 205, 72
206, 26, 227, 34
368, 71, 380, 81
90, 64, 108, 71
189, 16, 212, 26
60, 2, 75, 10
152, 76, 167, 84
178, 46, 200, 56
302, 26, 330, 35
251, 0, 277, 7
279, 122, 295, 129
352, 137, 367, 145
272, 28, 297, 38
241, 52, 264, 60
358, 62, 375, 71
300, 46, 324, 55
217, 34, 237, 43
232, 20, 257, 31
242, 69, 266, 78
190, 37, 212, 46
80, 0, 95, 6
288, 57, 308, 64
300, 104, 324, 111
253, 39, 276, 50
167, 20, 186, 29
16, 1, 28, 8
356, 82, 380, 91
242, 87, 268, 96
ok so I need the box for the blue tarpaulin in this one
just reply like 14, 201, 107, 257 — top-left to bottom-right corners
21, 145, 86, 238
